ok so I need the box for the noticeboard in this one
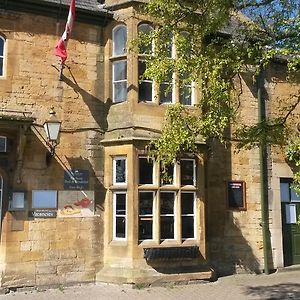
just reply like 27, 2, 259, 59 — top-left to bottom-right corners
227, 181, 246, 210
64, 169, 89, 190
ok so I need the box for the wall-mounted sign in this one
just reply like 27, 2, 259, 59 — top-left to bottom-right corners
227, 181, 246, 210
64, 169, 89, 190
57, 190, 94, 218
29, 210, 57, 218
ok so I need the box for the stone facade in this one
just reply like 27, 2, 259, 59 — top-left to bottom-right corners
0, 0, 299, 289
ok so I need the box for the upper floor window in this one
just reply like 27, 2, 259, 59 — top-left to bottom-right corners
113, 156, 127, 185
113, 25, 127, 56
138, 24, 154, 102
112, 25, 127, 103
0, 36, 5, 77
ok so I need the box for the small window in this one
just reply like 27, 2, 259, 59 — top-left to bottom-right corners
113, 156, 127, 185
138, 60, 153, 102
160, 191, 175, 240
181, 192, 195, 239
139, 191, 154, 241
0, 136, 7, 152
112, 25, 127, 56
0, 36, 5, 77
280, 180, 300, 202
159, 72, 174, 104
139, 157, 154, 184
32, 190, 57, 209
160, 163, 175, 185
179, 73, 193, 106
138, 23, 153, 54
113, 192, 127, 240
112, 60, 127, 103
180, 159, 196, 186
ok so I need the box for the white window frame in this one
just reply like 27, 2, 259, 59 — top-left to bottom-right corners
113, 192, 127, 240
0, 136, 7, 152
138, 59, 155, 102
0, 36, 5, 77
112, 24, 127, 57
139, 156, 156, 185
160, 191, 177, 241
138, 191, 155, 241
112, 60, 127, 103
181, 191, 196, 240
180, 158, 196, 186
113, 156, 127, 185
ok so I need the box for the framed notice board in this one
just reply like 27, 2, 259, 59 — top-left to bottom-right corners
227, 181, 246, 210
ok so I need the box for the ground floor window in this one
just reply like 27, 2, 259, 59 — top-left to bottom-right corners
138, 157, 197, 243
113, 192, 127, 240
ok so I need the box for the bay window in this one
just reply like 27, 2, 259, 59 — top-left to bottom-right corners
138, 157, 197, 243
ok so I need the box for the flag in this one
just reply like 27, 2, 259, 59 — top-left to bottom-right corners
54, 0, 76, 64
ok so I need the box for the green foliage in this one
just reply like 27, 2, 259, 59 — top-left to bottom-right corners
137, 0, 300, 186
148, 104, 199, 167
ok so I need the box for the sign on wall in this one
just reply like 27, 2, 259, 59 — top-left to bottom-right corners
57, 190, 94, 218
227, 181, 246, 210
64, 169, 89, 190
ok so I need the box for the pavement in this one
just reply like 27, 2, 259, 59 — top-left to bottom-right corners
1, 269, 300, 300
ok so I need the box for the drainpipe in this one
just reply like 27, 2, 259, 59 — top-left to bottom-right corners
257, 69, 271, 275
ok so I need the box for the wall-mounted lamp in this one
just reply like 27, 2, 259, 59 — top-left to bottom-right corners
43, 107, 61, 165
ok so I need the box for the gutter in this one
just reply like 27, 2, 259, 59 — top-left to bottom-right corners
257, 70, 271, 275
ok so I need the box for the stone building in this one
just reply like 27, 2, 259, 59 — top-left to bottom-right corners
0, 0, 299, 289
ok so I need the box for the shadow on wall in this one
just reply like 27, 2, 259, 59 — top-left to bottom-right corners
245, 283, 300, 299
61, 72, 112, 132
206, 139, 267, 276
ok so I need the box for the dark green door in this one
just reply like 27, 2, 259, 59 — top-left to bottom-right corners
281, 180, 300, 266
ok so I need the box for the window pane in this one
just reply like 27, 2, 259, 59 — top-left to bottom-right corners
139, 158, 153, 184
116, 193, 126, 215
0, 39, 3, 56
139, 219, 153, 240
181, 160, 195, 185
160, 192, 174, 214
161, 164, 174, 185
0, 58, 3, 76
114, 158, 126, 183
116, 217, 126, 238
139, 192, 153, 215
113, 61, 127, 81
291, 187, 300, 202
139, 82, 152, 101
181, 193, 194, 214
179, 86, 192, 105
138, 24, 153, 54
113, 82, 127, 103
161, 216, 174, 239
113, 25, 127, 56
160, 83, 173, 103
182, 216, 194, 239
280, 182, 290, 202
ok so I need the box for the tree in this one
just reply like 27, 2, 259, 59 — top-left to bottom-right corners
137, 0, 300, 188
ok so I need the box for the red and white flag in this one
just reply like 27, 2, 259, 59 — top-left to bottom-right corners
54, 0, 76, 64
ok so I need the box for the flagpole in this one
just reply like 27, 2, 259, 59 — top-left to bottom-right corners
58, 62, 64, 80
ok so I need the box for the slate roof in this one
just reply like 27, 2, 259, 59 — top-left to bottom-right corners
39, 0, 105, 12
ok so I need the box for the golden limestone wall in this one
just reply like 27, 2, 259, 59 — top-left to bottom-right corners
207, 65, 300, 274
0, 9, 106, 287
